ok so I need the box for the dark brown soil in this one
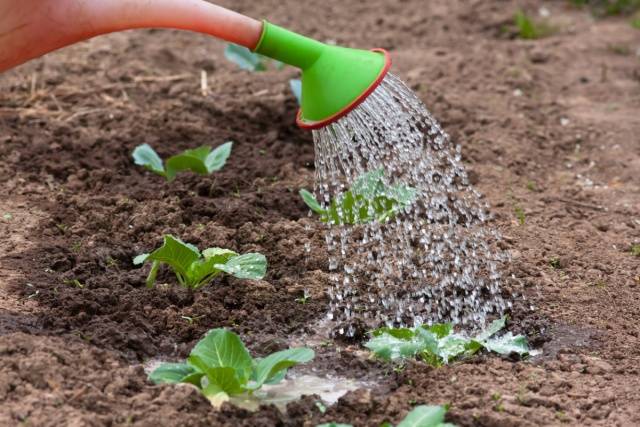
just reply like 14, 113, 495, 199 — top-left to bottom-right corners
1, 1, 639, 426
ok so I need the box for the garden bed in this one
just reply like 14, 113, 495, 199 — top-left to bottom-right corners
1, 0, 639, 425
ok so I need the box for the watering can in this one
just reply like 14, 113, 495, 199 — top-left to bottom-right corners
0, 0, 390, 129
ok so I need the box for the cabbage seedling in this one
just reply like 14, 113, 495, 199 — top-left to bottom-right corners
132, 142, 232, 181
365, 316, 529, 366
134, 235, 266, 289
318, 405, 455, 427
149, 328, 314, 407
300, 169, 416, 225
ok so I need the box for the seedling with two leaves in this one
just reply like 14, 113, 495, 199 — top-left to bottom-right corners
318, 404, 455, 427
134, 235, 266, 290
132, 142, 232, 181
149, 328, 314, 407
224, 44, 284, 71
365, 316, 529, 366
300, 169, 417, 225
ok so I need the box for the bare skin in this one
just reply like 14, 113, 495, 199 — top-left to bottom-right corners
0, 0, 263, 72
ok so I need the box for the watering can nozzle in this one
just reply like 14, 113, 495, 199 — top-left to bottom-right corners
254, 22, 392, 130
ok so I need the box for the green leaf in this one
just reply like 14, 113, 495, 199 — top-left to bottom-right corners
201, 364, 245, 395
397, 405, 450, 427
474, 316, 506, 342
263, 369, 286, 385
181, 372, 205, 387
308, 169, 416, 225
351, 169, 385, 199
216, 253, 267, 280
483, 333, 529, 356
372, 327, 415, 340
189, 329, 253, 382
165, 146, 211, 181
133, 253, 149, 265
251, 348, 315, 389
414, 328, 439, 355
425, 323, 453, 339
186, 258, 224, 288
339, 191, 357, 224
205, 142, 233, 172
132, 144, 165, 176
437, 334, 469, 363
203, 248, 238, 262
463, 340, 484, 356
316, 424, 353, 427
300, 189, 326, 214
224, 44, 266, 71
149, 362, 196, 384
389, 185, 418, 206
146, 235, 200, 278
186, 248, 239, 288
290, 79, 302, 105
133, 143, 231, 181
364, 333, 425, 361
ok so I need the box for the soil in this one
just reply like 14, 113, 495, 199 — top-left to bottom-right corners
1, 0, 639, 426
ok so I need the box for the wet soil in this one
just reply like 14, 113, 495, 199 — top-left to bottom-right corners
1, 0, 639, 426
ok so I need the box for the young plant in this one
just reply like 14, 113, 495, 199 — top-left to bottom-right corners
514, 10, 555, 39
365, 316, 529, 366
300, 169, 417, 225
134, 235, 266, 290
149, 328, 314, 407
224, 43, 284, 71
318, 405, 455, 427
132, 142, 232, 181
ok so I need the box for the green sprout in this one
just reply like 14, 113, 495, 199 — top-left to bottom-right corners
514, 10, 555, 39
364, 317, 529, 367
295, 289, 311, 304
630, 244, 640, 257
132, 142, 232, 181
300, 169, 417, 225
134, 235, 266, 290
318, 405, 456, 427
514, 206, 526, 225
149, 328, 314, 407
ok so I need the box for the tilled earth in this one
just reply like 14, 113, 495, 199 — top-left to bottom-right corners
1, 1, 639, 426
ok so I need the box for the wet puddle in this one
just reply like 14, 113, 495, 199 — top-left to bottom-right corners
143, 359, 365, 411
228, 373, 364, 411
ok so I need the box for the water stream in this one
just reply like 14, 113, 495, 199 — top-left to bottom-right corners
310, 73, 512, 335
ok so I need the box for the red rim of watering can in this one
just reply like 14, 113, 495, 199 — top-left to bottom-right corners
296, 48, 392, 130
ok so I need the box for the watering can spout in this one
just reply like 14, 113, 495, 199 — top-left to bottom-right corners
254, 22, 391, 129
0, 0, 390, 129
